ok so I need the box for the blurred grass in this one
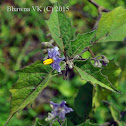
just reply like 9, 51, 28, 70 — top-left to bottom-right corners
0, 0, 126, 125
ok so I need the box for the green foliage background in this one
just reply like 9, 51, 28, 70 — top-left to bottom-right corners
0, 0, 126, 125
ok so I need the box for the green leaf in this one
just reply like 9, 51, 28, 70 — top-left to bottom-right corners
68, 30, 96, 57
77, 120, 98, 126
92, 60, 121, 108
5, 61, 53, 125
46, 3, 76, 52
74, 83, 93, 119
101, 60, 121, 87
74, 59, 120, 93
96, 6, 126, 43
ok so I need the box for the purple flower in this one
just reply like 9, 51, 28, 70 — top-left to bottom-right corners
45, 101, 73, 121
102, 61, 107, 66
102, 56, 109, 66
43, 47, 64, 72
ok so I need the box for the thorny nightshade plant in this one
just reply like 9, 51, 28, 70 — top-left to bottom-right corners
5, 2, 125, 126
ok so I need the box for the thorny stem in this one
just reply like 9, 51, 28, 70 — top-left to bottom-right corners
88, 0, 99, 8
78, 58, 105, 61
88, 47, 95, 58
92, 59, 105, 61
94, 55, 105, 59
81, 48, 89, 55
80, 46, 96, 60
78, 58, 88, 61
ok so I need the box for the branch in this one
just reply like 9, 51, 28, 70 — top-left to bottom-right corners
88, 0, 110, 36
88, 47, 95, 58
88, 0, 99, 8
88, 0, 109, 14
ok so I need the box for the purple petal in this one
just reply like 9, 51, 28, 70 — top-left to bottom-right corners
60, 101, 66, 108
54, 56, 64, 63
102, 61, 107, 66
52, 47, 60, 58
59, 110, 66, 120
51, 63, 61, 72
52, 108, 58, 116
64, 106, 73, 113
47, 47, 64, 72
48, 100, 74, 121
50, 101, 58, 108
48, 48, 53, 58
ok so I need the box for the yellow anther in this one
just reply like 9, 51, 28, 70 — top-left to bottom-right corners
43, 58, 54, 65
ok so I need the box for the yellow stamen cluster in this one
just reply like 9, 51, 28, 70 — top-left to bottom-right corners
43, 58, 54, 65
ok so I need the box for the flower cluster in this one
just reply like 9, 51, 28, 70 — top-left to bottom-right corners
45, 101, 73, 122
43, 47, 64, 72
94, 56, 109, 67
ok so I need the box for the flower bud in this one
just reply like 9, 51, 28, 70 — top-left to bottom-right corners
73, 55, 80, 60
68, 60, 74, 69
102, 56, 109, 63
41, 39, 54, 48
41, 42, 53, 47
94, 60, 102, 67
